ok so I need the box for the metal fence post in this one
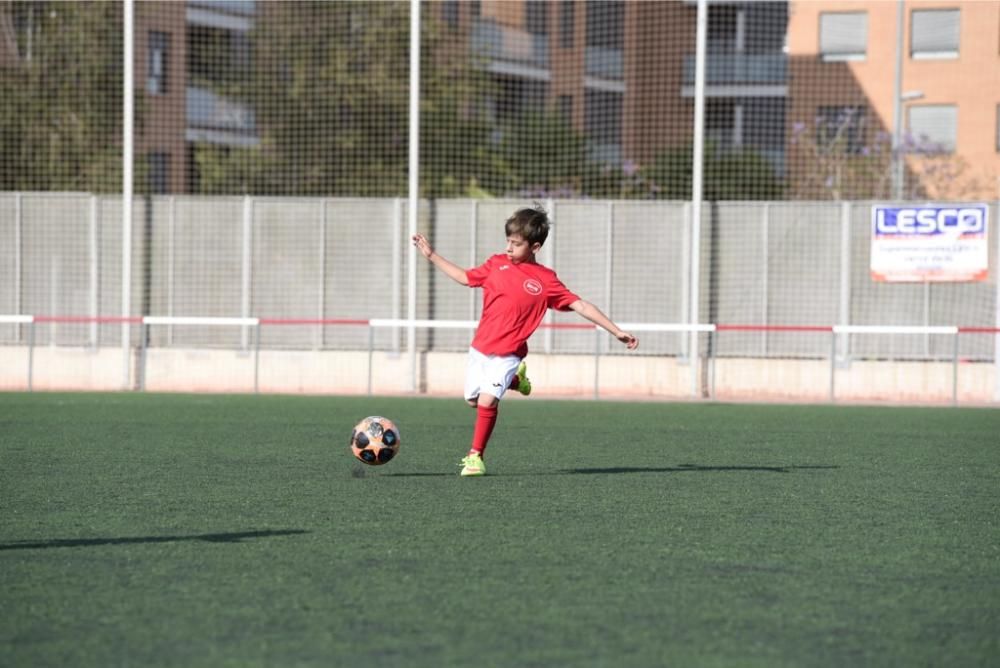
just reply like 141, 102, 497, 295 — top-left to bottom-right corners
317, 199, 326, 351
838, 202, 852, 363
254, 323, 261, 394
14, 193, 22, 345
27, 321, 35, 392
138, 321, 147, 392
952, 332, 959, 406
89, 195, 100, 349
241, 195, 253, 352
593, 328, 600, 400
367, 325, 375, 396
710, 328, 717, 400
829, 330, 837, 403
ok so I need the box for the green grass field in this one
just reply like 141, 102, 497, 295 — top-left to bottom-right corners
1, 392, 998, 667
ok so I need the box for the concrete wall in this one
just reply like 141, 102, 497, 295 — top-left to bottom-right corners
1, 345, 995, 405
2, 194, 996, 359
1, 194, 998, 405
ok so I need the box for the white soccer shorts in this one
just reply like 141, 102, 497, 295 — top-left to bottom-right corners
464, 347, 522, 403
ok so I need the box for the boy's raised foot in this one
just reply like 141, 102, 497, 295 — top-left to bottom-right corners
515, 361, 532, 396
460, 453, 486, 477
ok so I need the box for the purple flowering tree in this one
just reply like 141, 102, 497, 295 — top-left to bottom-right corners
788, 110, 983, 200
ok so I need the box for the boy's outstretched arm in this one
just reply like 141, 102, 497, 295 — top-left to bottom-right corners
569, 299, 639, 350
412, 234, 469, 286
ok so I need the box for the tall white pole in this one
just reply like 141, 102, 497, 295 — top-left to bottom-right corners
838, 201, 852, 362
604, 201, 614, 355
761, 203, 770, 356
469, 199, 478, 323
689, 0, 707, 398
14, 193, 22, 330
392, 197, 402, 353
407, 0, 420, 393
317, 199, 326, 349
891, 0, 905, 200
240, 196, 253, 350
89, 195, 99, 348
121, 0, 134, 389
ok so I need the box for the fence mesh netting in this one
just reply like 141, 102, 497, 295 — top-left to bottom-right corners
0, 1, 997, 365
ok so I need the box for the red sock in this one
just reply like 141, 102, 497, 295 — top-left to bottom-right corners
508, 375, 520, 391
469, 404, 498, 458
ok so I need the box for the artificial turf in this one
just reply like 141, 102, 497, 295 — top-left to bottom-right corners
1, 392, 997, 667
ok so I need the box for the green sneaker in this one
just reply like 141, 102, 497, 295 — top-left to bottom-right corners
515, 361, 532, 396
460, 453, 486, 477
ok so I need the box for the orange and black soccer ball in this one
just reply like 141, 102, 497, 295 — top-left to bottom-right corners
350, 416, 401, 466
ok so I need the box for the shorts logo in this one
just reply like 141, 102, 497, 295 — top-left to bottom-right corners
523, 279, 542, 295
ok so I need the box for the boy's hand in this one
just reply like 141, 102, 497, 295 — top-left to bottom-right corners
412, 233, 434, 259
411, 235, 470, 285
616, 331, 639, 350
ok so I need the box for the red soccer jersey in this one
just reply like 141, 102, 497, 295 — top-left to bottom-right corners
465, 254, 580, 358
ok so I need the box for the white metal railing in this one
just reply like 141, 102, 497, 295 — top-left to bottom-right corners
2, 314, 999, 404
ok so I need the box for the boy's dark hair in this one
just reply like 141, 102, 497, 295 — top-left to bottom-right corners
505, 206, 550, 247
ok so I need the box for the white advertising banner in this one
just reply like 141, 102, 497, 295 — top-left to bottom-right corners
870, 204, 990, 282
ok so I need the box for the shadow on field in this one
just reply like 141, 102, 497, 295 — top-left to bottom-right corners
565, 464, 839, 475
382, 464, 838, 477
0, 529, 310, 551
382, 472, 453, 477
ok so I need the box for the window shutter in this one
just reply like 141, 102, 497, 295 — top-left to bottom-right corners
908, 105, 958, 153
820, 12, 867, 60
911, 9, 960, 57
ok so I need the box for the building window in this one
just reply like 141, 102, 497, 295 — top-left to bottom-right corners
148, 152, 170, 194
585, 89, 622, 164
908, 105, 957, 153
189, 26, 250, 87
525, 0, 548, 36
586, 1, 624, 49
147, 31, 169, 95
705, 99, 740, 154
442, 0, 459, 31
911, 9, 960, 59
560, 0, 575, 49
819, 12, 867, 61
816, 106, 867, 154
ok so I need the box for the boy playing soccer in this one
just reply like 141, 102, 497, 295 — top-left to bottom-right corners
412, 205, 638, 476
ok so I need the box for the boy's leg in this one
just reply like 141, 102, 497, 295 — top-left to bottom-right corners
469, 393, 499, 457
461, 394, 497, 477
508, 360, 531, 396
460, 352, 519, 477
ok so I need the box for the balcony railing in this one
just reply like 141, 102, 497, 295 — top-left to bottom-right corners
683, 53, 787, 85
585, 46, 623, 80
187, 86, 255, 133
186, 86, 258, 147
471, 19, 549, 69
188, 0, 256, 16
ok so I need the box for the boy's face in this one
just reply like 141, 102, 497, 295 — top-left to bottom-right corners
505, 234, 541, 264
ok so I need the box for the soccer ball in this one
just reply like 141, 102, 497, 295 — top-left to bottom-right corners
350, 416, 401, 466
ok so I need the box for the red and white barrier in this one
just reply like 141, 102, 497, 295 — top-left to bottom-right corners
1, 314, 998, 403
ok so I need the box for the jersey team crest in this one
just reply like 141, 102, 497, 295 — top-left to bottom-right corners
523, 279, 542, 295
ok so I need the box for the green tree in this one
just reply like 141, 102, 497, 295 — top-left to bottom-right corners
489, 109, 590, 197
0, 1, 124, 192
419, 68, 497, 198
194, 2, 496, 197
644, 142, 784, 201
